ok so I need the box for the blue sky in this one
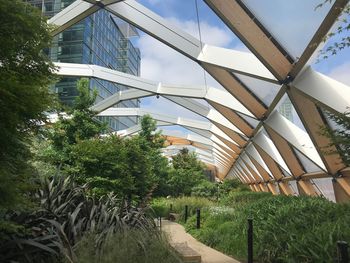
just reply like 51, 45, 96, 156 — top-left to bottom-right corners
128, 0, 350, 137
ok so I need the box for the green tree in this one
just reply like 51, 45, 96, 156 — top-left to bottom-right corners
152, 154, 172, 197
219, 178, 249, 195
191, 180, 218, 199
42, 83, 168, 201
138, 114, 165, 149
69, 135, 132, 197
167, 148, 207, 196
43, 78, 106, 167
137, 115, 170, 197
123, 135, 157, 201
0, 0, 56, 211
171, 148, 205, 171
68, 120, 162, 201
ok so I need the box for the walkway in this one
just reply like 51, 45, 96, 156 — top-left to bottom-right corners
161, 220, 240, 263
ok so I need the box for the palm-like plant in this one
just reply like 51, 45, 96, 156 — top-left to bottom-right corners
1, 176, 154, 263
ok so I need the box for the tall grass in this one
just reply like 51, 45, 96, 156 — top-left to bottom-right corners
185, 192, 350, 262
75, 229, 183, 263
150, 196, 214, 220
220, 191, 272, 208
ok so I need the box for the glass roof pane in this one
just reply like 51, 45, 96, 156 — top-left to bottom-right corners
141, 96, 208, 121
133, 17, 232, 91
248, 145, 274, 180
234, 73, 281, 106
258, 129, 292, 175
237, 112, 259, 128
275, 185, 280, 194
275, 94, 305, 131
312, 178, 336, 202
289, 181, 299, 196
281, 167, 292, 178
159, 125, 200, 136
136, 33, 207, 85
292, 148, 322, 173
242, 154, 261, 179
137, 0, 248, 50
277, 96, 293, 123
239, 161, 255, 179
192, 98, 211, 107
241, 0, 332, 59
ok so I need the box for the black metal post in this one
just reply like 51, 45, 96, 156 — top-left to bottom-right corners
196, 208, 200, 229
185, 205, 188, 223
337, 241, 349, 263
248, 218, 253, 263
217, 183, 220, 202
170, 204, 173, 212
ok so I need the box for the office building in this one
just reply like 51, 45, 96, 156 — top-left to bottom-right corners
27, 0, 140, 130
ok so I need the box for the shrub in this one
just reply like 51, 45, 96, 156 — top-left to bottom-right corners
218, 178, 250, 196
191, 181, 218, 199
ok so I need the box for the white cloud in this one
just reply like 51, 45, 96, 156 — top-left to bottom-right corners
136, 17, 240, 123
140, 96, 206, 135
136, 17, 242, 87
137, 36, 203, 86
135, 17, 249, 136
158, 126, 196, 137
241, 0, 330, 58
328, 62, 350, 86
167, 17, 233, 47
141, 96, 207, 121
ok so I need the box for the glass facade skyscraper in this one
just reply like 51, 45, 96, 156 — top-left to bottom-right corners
27, 0, 140, 130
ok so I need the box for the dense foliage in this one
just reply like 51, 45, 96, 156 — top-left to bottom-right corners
151, 179, 250, 219
0, 0, 58, 244
191, 178, 249, 200
0, 176, 154, 263
69, 134, 159, 201
0, 73, 189, 262
0, 0, 56, 213
165, 148, 207, 196
191, 181, 219, 199
184, 192, 350, 262
7, 3, 349, 262
42, 78, 106, 167
218, 178, 250, 196
40, 79, 168, 202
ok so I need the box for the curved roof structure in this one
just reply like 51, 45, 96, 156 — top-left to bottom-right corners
49, 0, 350, 202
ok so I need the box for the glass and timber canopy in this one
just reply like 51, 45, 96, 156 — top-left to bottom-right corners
49, 0, 350, 202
